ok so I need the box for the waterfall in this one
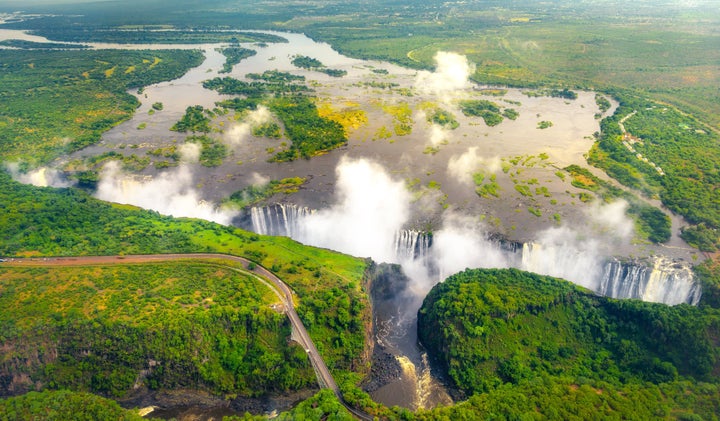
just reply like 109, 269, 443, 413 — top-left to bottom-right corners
394, 230, 432, 262
243, 204, 702, 306
519, 242, 602, 290
597, 257, 701, 305
248, 204, 313, 237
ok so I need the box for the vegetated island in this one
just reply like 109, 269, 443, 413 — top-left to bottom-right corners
205, 71, 348, 161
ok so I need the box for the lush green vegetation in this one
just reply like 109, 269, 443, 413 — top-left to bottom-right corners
427, 108, 458, 130
170, 105, 213, 133
0, 49, 203, 165
2, 17, 286, 45
458, 100, 505, 126
226, 177, 306, 208
0, 170, 369, 383
291, 55, 323, 68
682, 224, 720, 252
0, 261, 316, 397
221, 389, 352, 421
187, 135, 227, 167
525, 88, 578, 100
695, 258, 720, 309
204, 74, 309, 97
247, 70, 306, 83
291, 55, 347, 77
267, 96, 347, 161
0, 390, 145, 420
588, 94, 720, 246
595, 94, 611, 114
218, 47, 257, 74
537, 120, 553, 129
417, 268, 720, 419
381, 102, 413, 136
252, 121, 282, 138
473, 171, 500, 198
206, 73, 349, 161
502, 108, 519, 120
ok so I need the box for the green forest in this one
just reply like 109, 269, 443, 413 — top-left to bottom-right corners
291, 55, 347, 77
416, 268, 720, 419
0, 49, 203, 165
0, 262, 315, 397
0, 169, 370, 387
589, 93, 720, 249
218, 47, 257, 74
0, 390, 146, 420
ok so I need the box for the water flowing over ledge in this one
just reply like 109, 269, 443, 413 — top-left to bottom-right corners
243, 204, 701, 306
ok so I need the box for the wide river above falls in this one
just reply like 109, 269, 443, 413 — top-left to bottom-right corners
1, 25, 701, 414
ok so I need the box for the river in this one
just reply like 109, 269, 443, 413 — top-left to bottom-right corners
0, 22, 700, 414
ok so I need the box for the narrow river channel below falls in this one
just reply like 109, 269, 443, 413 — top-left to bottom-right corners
2, 22, 700, 414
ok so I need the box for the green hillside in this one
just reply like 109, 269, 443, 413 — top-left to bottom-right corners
0, 390, 145, 420
0, 261, 315, 398
417, 268, 720, 419
0, 170, 369, 378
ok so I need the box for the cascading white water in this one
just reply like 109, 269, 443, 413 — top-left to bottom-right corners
520, 242, 603, 291
597, 256, 702, 305
394, 230, 432, 262
249, 204, 313, 237
246, 204, 701, 306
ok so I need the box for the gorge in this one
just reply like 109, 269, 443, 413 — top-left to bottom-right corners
0, 22, 707, 414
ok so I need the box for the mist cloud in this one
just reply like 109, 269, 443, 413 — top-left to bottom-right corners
299, 156, 411, 263
249, 172, 270, 187
94, 154, 236, 225
585, 200, 634, 241
432, 213, 509, 281
224, 105, 272, 147
178, 142, 201, 163
520, 226, 603, 289
5, 162, 72, 188
447, 147, 502, 185
415, 52, 475, 101
519, 201, 636, 289
428, 124, 449, 147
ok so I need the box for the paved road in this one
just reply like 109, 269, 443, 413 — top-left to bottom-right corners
2, 253, 374, 420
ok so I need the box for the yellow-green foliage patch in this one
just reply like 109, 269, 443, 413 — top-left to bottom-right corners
317, 101, 368, 135
0, 261, 278, 329
381, 102, 413, 136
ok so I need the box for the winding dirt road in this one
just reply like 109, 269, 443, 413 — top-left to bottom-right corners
2, 253, 373, 420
